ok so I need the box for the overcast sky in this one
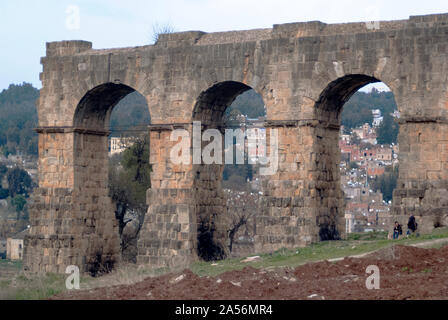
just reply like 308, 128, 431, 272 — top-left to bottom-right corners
0, 0, 447, 91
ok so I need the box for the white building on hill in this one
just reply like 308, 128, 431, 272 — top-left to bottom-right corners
372, 109, 383, 127
109, 137, 135, 156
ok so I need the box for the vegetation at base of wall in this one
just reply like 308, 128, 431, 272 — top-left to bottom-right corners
0, 273, 67, 300
346, 231, 389, 241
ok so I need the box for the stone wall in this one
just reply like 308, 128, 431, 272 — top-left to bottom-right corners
393, 121, 448, 233
25, 13, 448, 273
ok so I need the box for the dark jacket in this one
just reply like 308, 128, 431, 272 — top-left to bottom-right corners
407, 216, 417, 231
394, 224, 402, 235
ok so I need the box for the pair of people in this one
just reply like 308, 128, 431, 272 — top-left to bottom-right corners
393, 215, 418, 240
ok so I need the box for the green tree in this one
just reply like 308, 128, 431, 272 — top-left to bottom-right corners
349, 161, 359, 170
0, 188, 8, 199
342, 88, 398, 131
108, 137, 151, 262
376, 113, 399, 145
224, 89, 266, 119
109, 91, 151, 137
6, 167, 33, 197
0, 83, 39, 157
121, 137, 151, 186
350, 132, 361, 145
370, 165, 398, 202
11, 194, 27, 219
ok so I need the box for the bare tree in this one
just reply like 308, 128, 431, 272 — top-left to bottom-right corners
151, 22, 176, 44
224, 189, 260, 254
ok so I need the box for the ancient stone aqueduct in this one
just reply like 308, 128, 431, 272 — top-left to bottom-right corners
23, 13, 448, 273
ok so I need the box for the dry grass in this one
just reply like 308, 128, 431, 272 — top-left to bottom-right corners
0, 271, 66, 300
2, 227, 448, 299
79, 262, 180, 290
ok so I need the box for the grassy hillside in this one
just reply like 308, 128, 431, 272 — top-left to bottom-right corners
2, 228, 448, 300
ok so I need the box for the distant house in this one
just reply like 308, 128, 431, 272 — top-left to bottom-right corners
376, 147, 393, 161
109, 137, 135, 156
372, 109, 383, 127
353, 127, 366, 140
6, 227, 30, 260
360, 148, 376, 161
345, 213, 355, 233
340, 134, 351, 144
352, 124, 377, 145
367, 166, 385, 177
246, 127, 266, 161
350, 146, 361, 162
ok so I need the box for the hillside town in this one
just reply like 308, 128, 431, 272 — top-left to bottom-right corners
340, 109, 400, 234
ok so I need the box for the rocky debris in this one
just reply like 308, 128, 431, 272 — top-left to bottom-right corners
53, 245, 448, 300
241, 256, 260, 263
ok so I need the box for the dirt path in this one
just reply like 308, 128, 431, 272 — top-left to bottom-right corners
53, 244, 448, 300
327, 237, 448, 263
411, 237, 448, 248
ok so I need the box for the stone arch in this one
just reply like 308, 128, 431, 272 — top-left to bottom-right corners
72, 82, 151, 187
71, 83, 151, 274
315, 75, 380, 115
73, 83, 137, 130
193, 81, 253, 123
191, 81, 264, 261
312, 74, 398, 240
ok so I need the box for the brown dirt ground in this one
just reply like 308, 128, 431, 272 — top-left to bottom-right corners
53, 245, 448, 300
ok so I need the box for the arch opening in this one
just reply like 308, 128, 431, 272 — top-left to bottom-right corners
315, 75, 399, 240
74, 83, 135, 131
73, 83, 151, 274
192, 81, 266, 261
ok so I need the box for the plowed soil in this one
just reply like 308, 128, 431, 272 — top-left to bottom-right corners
53, 245, 448, 300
